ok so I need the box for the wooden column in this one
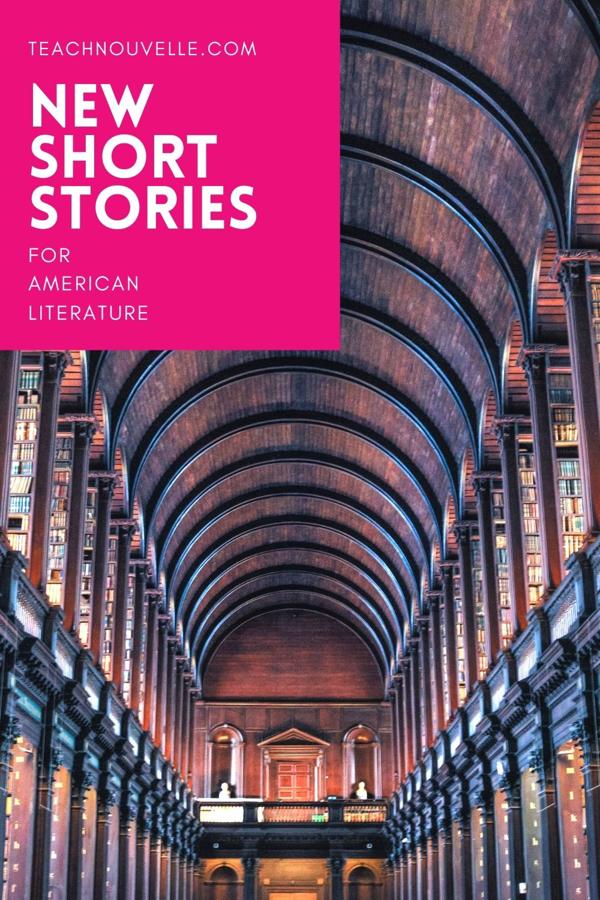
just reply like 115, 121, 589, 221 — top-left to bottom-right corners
0, 351, 20, 531
503, 779, 526, 900
63, 419, 95, 632
522, 348, 563, 590
149, 829, 162, 900
440, 563, 458, 713
112, 521, 135, 692
410, 636, 422, 765
155, 617, 169, 751
181, 676, 192, 786
327, 856, 343, 900
473, 475, 501, 664
454, 524, 478, 691
428, 592, 444, 734
495, 418, 529, 632
66, 768, 93, 900
391, 678, 405, 784
90, 474, 116, 663
94, 785, 116, 900
401, 658, 414, 774
30, 696, 59, 900
419, 616, 433, 749
117, 791, 137, 900
130, 563, 149, 716
557, 256, 600, 536
29, 351, 67, 589
135, 805, 151, 900
479, 794, 498, 900
174, 660, 185, 773
165, 638, 177, 763
577, 659, 600, 900
143, 592, 161, 736
531, 719, 564, 898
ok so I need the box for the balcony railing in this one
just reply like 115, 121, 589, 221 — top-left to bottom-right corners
196, 799, 388, 825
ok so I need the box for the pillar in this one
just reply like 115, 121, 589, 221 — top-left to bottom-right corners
440, 562, 459, 713
63, 419, 95, 631
174, 660, 184, 773
454, 524, 478, 690
155, 617, 169, 751
135, 809, 151, 900
29, 351, 67, 589
66, 767, 93, 900
428, 592, 445, 734
90, 474, 116, 663
327, 856, 343, 900
503, 778, 526, 900
118, 794, 137, 900
130, 563, 149, 716
522, 348, 563, 589
409, 637, 421, 765
143, 592, 161, 737
473, 475, 501, 663
557, 257, 600, 536
30, 697, 60, 900
181, 676, 191, 785
419, 615, 433, 749
576, 660, 600, 900
165, 637, 177, 762
479, 793, 498, 900
94, 785, 117, 900
401, 658, 414, 773
495, 418, 529, 632
530, 724, 564, 897
0, 351, 20, 531
112, 521, 135, 693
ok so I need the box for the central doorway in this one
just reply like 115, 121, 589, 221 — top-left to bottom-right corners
276, 762, 312, 801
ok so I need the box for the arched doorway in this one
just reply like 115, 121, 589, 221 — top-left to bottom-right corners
207, 865, 242, 900
347, 865, 379, 900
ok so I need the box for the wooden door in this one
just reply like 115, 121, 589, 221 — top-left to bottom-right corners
276, 762, 313, 800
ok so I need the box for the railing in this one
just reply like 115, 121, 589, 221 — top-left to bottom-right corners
196, 799, 388, 825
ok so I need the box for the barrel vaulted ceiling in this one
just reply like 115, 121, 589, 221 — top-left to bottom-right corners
71, 0, 600, 694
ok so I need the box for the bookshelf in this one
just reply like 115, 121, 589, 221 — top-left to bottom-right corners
440, 599, 450, 722
101, 529, 118, 680
591, 282, 600, 367
547, 363, 585, 560
491, 479, 513, 648
7, 360, 43, 560
78, 482, 97, 647
122, 566, 135, 705
46, 426, 74, 607
453, 568, 467, 702
470, 531, 488, 681
517, 426, 543, 607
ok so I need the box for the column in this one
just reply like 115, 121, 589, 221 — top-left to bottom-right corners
67, 767, 93, 900
454, 524, 478, 690
529, 725, 564, 897
437, 815, 453, 900
473, 475, 501, 663
557, 257, 600, 535
576, 659, 600, 900
327, 856, 344, 900
401, 658, 414, 774
409, 636, 422, 765
502, 778, 525, 900
112, 521, 135, 692
155, 617, 169, 751
174, 660, 184, 773
118, 790, 137, 900
90, 474, 116, 663
180, 675, 191, 785
63, 419, 95, 632
428, 593, 445, 734
392, 676, 405, 783
130, 563, 149, 715
30, 697, 60, 900
495, 418, 529, 632
143, 592, 161, 736
135, 802, 151, 900
479, 793, 498, 900
440, 563, 458, 713
29, 351, 67, 590
0, 351, 20, 531
165, 638, 177, 762
522, 348, 563, 589
94, 784, 117, 900
419, 616, 433, 749
149, 824, 162, 900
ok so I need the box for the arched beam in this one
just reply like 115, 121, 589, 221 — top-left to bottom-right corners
173, 487, 419, 614
188, 564, 402, 665
129, 359, 461, 511
341, 16, 566, 242
196, 594, 392, 687
158, 451, 432, 579
173, 519, 412, 632
145, 411, 446, 552
566, 0, 600, 57
342, 135, 530, 335
344, 298, 479, 445
342, 226, 501, 395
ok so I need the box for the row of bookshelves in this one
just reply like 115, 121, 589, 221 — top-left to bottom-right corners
6, 366, 42, 562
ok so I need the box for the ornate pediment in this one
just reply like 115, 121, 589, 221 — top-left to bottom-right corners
257, 727, 330, 748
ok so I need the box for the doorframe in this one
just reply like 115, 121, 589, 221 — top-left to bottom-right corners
258, 728, 330, 801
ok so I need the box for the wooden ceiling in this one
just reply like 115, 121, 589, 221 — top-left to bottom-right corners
78, 0, 600, 692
